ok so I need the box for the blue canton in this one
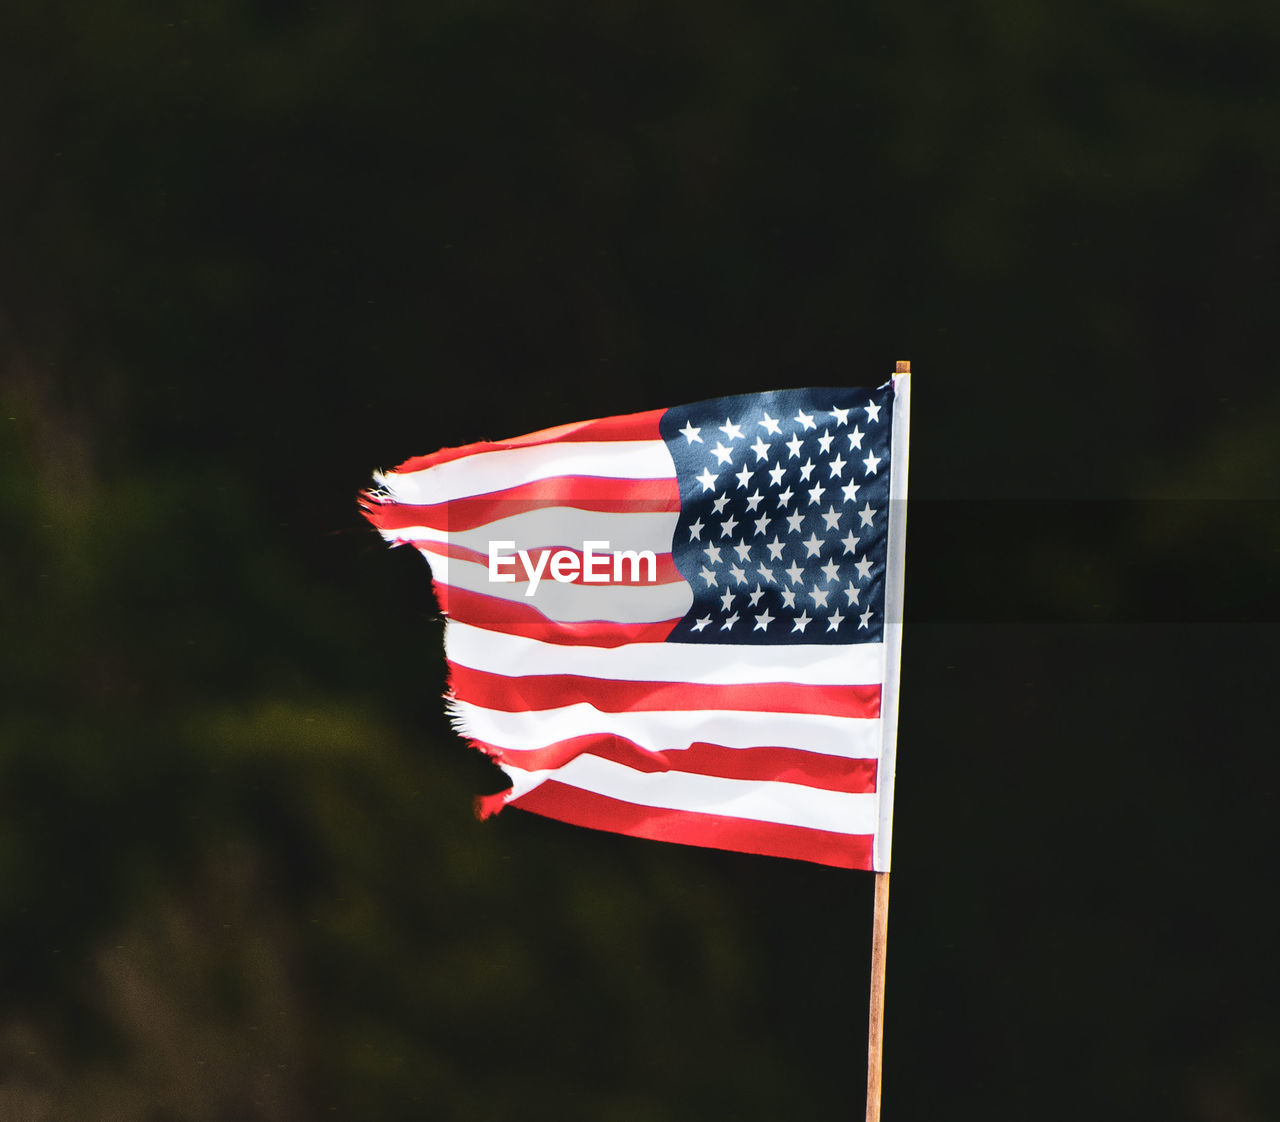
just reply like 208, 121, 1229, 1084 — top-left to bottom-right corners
660, 385, 894, 645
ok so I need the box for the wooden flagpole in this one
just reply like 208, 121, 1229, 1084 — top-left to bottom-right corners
865, 869, 890, 1121
866, 357, 908, 1121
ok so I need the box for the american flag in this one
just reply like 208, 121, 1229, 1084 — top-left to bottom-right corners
361, 375, 910, 870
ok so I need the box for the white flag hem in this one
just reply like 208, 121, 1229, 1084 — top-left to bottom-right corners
874, 370, 910, 872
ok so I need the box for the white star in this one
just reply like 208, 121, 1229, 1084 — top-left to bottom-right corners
722, 612, 740, 630
776, 486, 794, 507
757, 562, 776, 583
862, 450, 882, 475
810, 584, 830, 609
688, 518, 704, 540
859, 608, 874, 629
806, 485, 827, 507
719, 589, 734, 612
766, 536, 786, 561
792, 611, 813, 633
821, 506, 842, 531
827, 609, 845, 631
785, 510, 806, 534
841, 531, 860, 555
794, 409, 816, 431
820, 558, 841, 583
854, 556, 874, 581
798, 458, 816, 482
699, 566, 717, 587
847, 426, 864, 451
767, 464, 786, 488
858, 503, 877, 528
816, 429, 834, 454
753, 513, 771, 537
729, 563, 748, 585
748, 585, 765, 607
753, 609, 775, 631
828, 454, 847, 478
785, 433, 804, 459
720, 514, 739, 538
745, 490, 764, 512
780, 587, 798, 609
704, 544, 722, 563
759, 412, 781, 436
830, 406, 850, 425
733, 541, 752, 562
844, 582, 861, 605
691, 615, 712, 632
695, 467, 718, 492
785, 560, 806, 585
720, 418, 745, 440
802, 532, 823, 558
679, 421, 702, 444
710, 441, 734, 466
712, 493, 730, 514
750, 437, 771, 463
841, 479, 861, 504
734, 464, 753, 490
864, 400, 881, 423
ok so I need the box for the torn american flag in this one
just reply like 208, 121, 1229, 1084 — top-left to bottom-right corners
361, 374, 910, 869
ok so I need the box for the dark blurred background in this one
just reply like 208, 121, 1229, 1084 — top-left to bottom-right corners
2, 2, 1278, 1119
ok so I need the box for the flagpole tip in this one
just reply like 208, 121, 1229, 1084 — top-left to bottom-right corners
894, 360, 910, 374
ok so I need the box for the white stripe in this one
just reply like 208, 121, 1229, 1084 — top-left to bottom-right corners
391, 507, 680, 556
380, 440, 675, 505
450, 699, 881, 760
445, 621, 886, 686
424, 552, 694, 624
502, 756, 878, 835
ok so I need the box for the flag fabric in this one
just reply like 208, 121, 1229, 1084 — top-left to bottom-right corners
361, 374, 910, 870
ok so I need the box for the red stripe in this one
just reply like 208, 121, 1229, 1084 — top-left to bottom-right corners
415, 542, 683, 587
476, 734, 876, 794
388, 409, 666, 474
509, 781, 874, 870
449, 666, 881, 719
362, 476, 680, 533
438, 586, 679, 646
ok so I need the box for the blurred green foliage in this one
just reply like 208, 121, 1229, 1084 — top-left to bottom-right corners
2, 1, 1278, 1119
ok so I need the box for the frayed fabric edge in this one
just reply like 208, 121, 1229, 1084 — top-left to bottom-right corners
445, 658, 520, 822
